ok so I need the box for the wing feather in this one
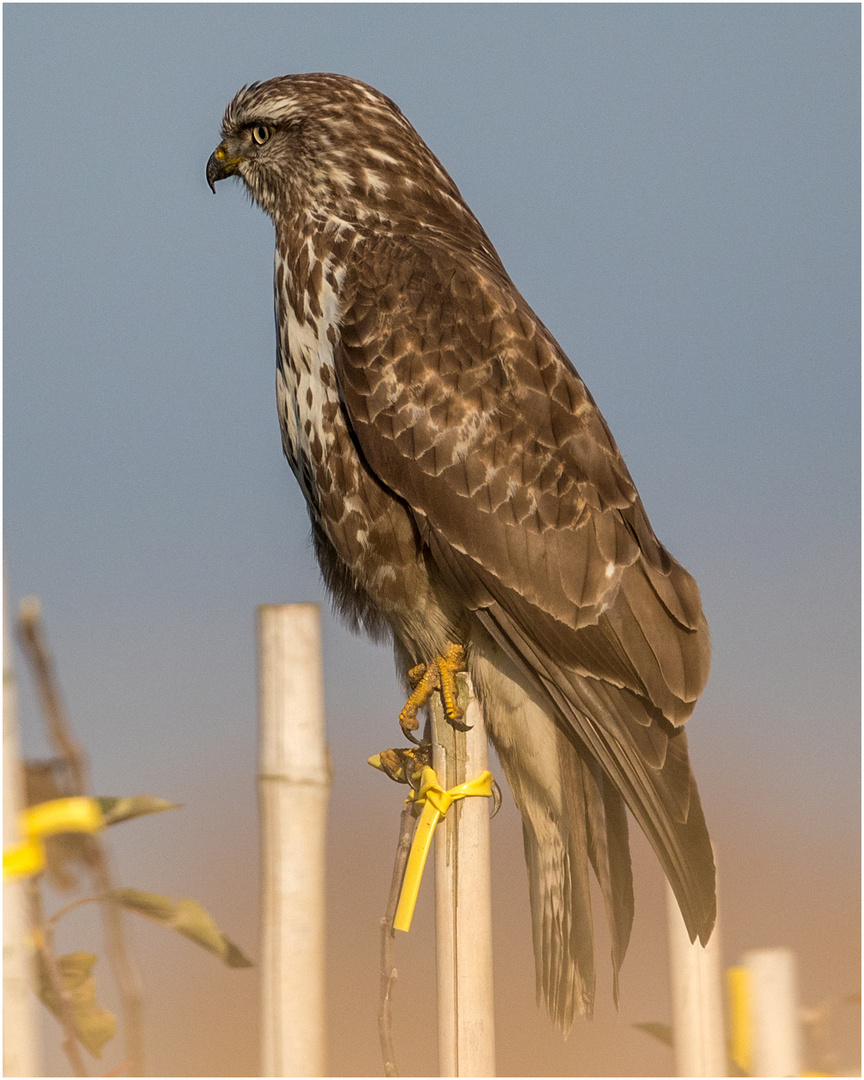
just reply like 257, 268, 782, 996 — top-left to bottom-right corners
335, 233, 716, 945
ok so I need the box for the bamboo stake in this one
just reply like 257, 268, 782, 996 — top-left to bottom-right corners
665, 878, 726, 1076
3, 576, 39, 1078
744, 948, 801, 1077
430, 672, 496, 1078
257, 604, 329, 1078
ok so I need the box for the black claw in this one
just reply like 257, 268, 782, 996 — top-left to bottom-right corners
489, 776, 503, 818
400, 724, 422, 747
449, 718, 473, 732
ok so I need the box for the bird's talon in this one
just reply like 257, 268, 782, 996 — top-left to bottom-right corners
439, 643, 466, 723
398, 707, 422, 745
398, 704, 419, 729
489, 776, 503, 818
397, 643, 467, 735
401, 724, 422, 746
407, 662, 427, 688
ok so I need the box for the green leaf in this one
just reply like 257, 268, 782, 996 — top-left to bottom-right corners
223, 939, 255, 969
110, 888, 253, 968
97, 795, 182, 826
173, 898, 229, 956
110, 887, 174, 921
36, 951, 116, 1058
632, 1021, 673, 1047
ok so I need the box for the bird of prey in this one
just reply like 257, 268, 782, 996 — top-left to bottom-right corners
207, 73, 715, 1028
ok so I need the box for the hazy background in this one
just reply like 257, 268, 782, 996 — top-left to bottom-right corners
4, 4, 859, 1075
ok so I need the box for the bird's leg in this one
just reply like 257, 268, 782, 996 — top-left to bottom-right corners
437, 642, 467, 724
398, 643, 467, 741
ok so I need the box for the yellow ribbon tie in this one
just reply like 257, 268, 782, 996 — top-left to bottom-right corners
394, 765, 494, 933
3, 797, 105, 881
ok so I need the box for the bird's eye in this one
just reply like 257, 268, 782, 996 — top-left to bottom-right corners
251, 124, 271, 146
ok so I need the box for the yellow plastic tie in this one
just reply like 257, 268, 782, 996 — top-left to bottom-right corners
393, 765, 494, 933
2, 838, 46, 879
3, 797, 105, 881
23, 797, 105, 839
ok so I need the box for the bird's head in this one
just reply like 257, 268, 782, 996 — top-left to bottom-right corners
207, 73, 492, 252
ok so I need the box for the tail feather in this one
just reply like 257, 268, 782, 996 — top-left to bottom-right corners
467, 562, 715, 1030
476, 602, 716, 946
558, 728, 635, 1011
556, 665, 716, 944
514, 750, 595, 1027
484, 665, 637, 1030
575, 748, 634, 1004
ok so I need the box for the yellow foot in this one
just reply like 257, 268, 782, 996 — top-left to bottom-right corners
398, 643, 466, 740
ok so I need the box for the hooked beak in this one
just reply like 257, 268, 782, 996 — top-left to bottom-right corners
206, 143, 242, 193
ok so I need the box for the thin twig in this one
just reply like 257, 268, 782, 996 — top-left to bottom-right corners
17, 598, 145, 1077
102, 1060, 133, 1077
17, 599, 88, 793
378, 799, 417, 1078
47, 895, 106, 929
29, 879, 89, 1077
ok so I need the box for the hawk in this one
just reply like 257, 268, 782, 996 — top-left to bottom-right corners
207, 73, 715, 1028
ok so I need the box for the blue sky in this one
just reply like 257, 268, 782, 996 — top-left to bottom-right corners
4, 5, 859, 1075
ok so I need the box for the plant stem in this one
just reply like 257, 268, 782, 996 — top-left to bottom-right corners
29, 878, 89, 1077
378, 799, 416, 1078
48, 895, 106, 929
18, 599, 145, 1076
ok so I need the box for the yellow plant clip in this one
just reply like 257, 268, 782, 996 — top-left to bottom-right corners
393, 765, 494, 933
3, 838, 46, 879
3, 797, 106, 881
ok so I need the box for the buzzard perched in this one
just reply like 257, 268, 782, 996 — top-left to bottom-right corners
208, 73, 715, 1027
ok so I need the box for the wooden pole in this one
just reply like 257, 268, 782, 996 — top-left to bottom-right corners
431, 672, 496, 1078
744, 948, 801, 1077
665, 879, 726, 1076
3, 576, 39, 1078
257, 604, 329, 1078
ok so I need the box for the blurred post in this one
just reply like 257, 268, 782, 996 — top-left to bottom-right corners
3, 575, 39, 1078
258, 604, 329, 1078
745, 948, 801, 1077
727, 965, 752, 1074
665, 879, 726, 1076
431, 673, 496, 1077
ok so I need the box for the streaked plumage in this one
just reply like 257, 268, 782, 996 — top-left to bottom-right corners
207, 72, 715, 1028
